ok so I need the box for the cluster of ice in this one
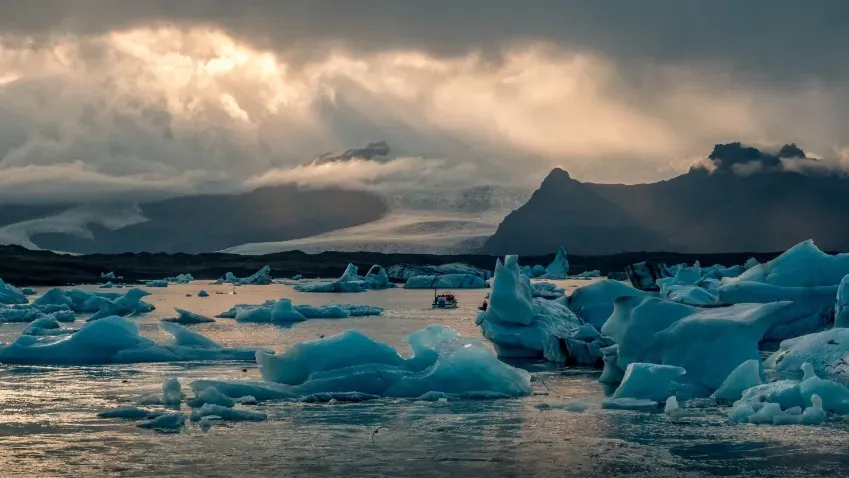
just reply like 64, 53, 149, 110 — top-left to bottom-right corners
530, 282, 565, 299
0, 278, 28, 305
520, 247, 570, 280
217, 299, 383, 323
33, 287, 154, 322
601, 296, 812, 391
477, 255, 582, 362
387, 263, 491, 281
217, 265, 273, 285
404, 274, 486, 289
193, 325, 531, 400
764, 328, 849, 379
294, 264, 393, 293
164, 273, 194, 284
101, 272, 123, 281
0, 303, 75, 324
161, 308, 215, 325
724, 240, 849, 288
145, 280, 169, 288
0, 317, 263, 365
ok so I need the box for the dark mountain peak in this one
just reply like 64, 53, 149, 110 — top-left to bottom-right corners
540, 167, 574, 186
308, 141, 391, 166
778, 143, 806, 158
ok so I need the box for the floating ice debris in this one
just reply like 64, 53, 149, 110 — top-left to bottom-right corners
566, 279, 648, 329
294, 264, 393, 293
567, 270, 601, 280
189, 403, 267, 422
34, 288, 155, 321
163, 377, 182, 406
387, 263, 491, 281
161, 308, 215, 325
611, 363, 686, 402
724, 240, 849, 288
530, 282, 565, 299
235, 299, 306, 323
601, 398, 659, 411
101, 272, 123, 281
0, 304, 75, 324
535, 400, 588, 412
0, 316, 263, 365
219, 300, 382, 322
0, 278, 28, 305
197, 290, 209, 298
217, 265, 273, 286
664, 396, 688, 417
23, 317, 76, 336
99, 282, 115, 289
187, 387, 236, 408
163, 273, 194, 284
711, 359, 764, 402
404, 274, 487, 289
145, 280, 169, 288
200, 416, 212, 432
194, 325, 531, 401
97, 406, 152, 420
137, 412, 186, 431
478, 256, 582, 362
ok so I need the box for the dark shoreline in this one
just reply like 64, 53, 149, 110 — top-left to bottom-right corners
0, 245, 793, 287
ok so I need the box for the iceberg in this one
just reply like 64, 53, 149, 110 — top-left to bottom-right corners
478, 256, 582, 362
217, 265, 273, 286
387, 263, 491, 281
0, 304, 75, 324
0, 278, 28, 305
197, 325, 531, 400
217, 301, 383, 321
235, 298, 306, 323
163, 377, 182, 406
566, 280, 649, 329
145, 280, 169, 288
611, 363, 686, 402
603, 296, 806, 390
98, 282, 115, 289
539, 246, 569, 280
23, 316, 76, 336
601, 398, 659, 411
161, 308, 215, 325
164, 273, 194, 284
137, 412, 186, 431
531, 282, 565, 299
718, 281, 838, 308
189, 404, 267, 422
197, 289, 209, 297
187, 387, 236, 408
663, 285, 718, 306
765, 328, 849, 379
404, 274, 486, 289
724, 240, 849, 287
0, 316, 264, 365
836, 275, 849, 328
97, 406, 152, 420
101, 272, 123, 281
711, 359, 763, 402
20, 288, 36, 296
798, 363, 849, 413
294, 264, 394, 293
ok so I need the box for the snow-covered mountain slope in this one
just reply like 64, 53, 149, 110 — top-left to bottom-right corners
224, 186, 531, 255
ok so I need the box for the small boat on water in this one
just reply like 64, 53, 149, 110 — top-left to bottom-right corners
432, 291, 458, 309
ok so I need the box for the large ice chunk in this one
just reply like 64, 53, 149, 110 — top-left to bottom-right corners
219, 300, 382, 321
798, 362, 849, 413
711, 359, 763, 402
199, 325, 531, 400
161, 308, 215, 325
611, 363, 686, 402
836, 275, 849, 328
0, 316, 264, 364
566, 280, 648, 329
404, 274, 486, 289
539, 246, 569, 279
724, 240, 849, 287
478, 256, 582, 362
765, 328, 849, 379
0, 278, 28, 305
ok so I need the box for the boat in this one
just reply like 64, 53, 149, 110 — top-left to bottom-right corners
432, 291, 458, 309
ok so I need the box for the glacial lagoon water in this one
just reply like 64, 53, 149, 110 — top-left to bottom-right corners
2, 281, 849, 477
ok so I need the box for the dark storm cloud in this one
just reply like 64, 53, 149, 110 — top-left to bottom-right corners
1, 0, 848, 82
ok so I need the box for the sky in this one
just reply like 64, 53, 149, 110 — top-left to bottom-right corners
1, 0, 849, 204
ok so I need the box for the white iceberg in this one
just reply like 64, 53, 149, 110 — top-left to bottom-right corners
611, 363, 686, 402
217, 266, 273, 285
566, 280, 649, 329
195, 325, 532, 400
478, 256, 582, 362
0, 316, 264, 365
187, 387, 236, 408
539, 246, 569, 279
163, 377, 182, 406
711, 359, 763, 402
723, 240, 849, 287
798, 362, 849, 413
765, 328, 849, 379
404, 274, 486, 289
294, 264, 394, 293
0, 278, 28, 305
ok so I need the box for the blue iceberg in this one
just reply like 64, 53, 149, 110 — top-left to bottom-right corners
294, 264, 393, 293
0, 278, 28, 305
217, 266, 273, 285
404, 274, 486, 289
387, 263, 491, 281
